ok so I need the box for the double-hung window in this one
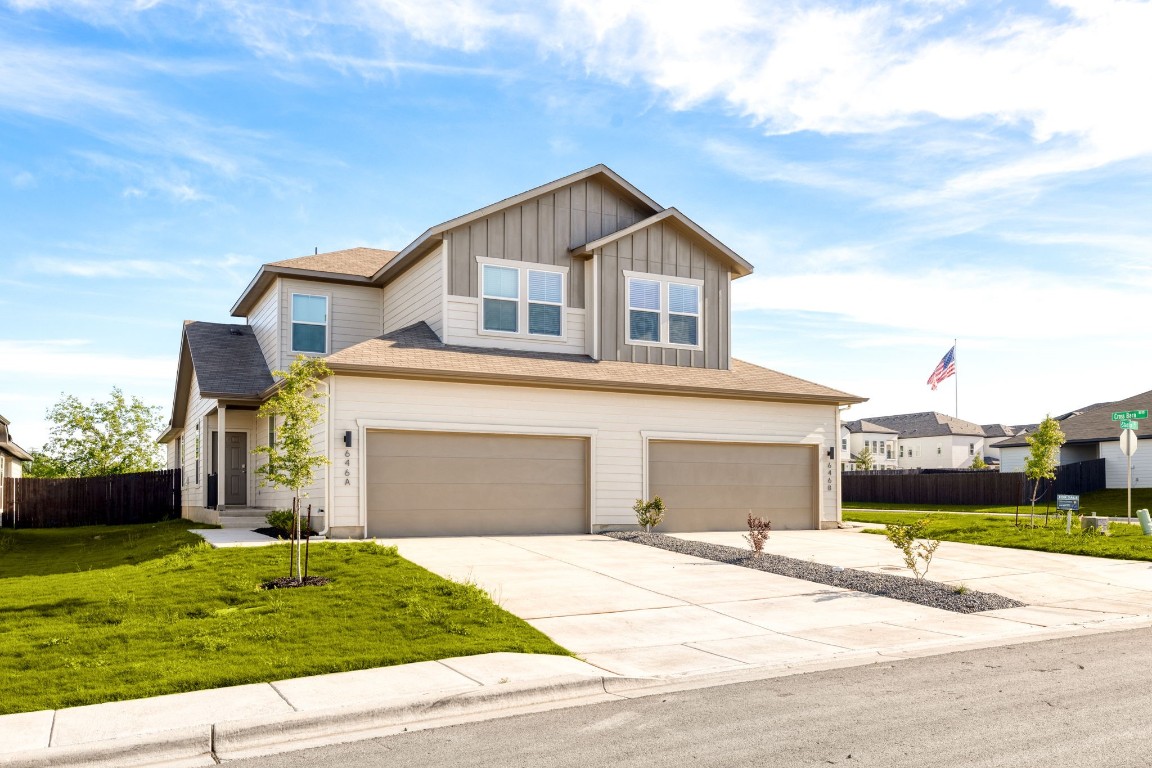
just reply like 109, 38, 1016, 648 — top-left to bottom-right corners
626, 273, 702, 348
291, 294, 328, 353
481, 262, 564, 338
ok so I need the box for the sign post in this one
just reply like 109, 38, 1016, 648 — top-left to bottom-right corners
1057, 494, 1080, 534
1119, 428, 1139, 520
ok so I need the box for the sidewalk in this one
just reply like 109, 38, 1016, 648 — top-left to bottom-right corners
6, 527, 1152, 766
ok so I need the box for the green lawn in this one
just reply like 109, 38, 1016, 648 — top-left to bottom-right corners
845, 510, 1152, 561
845, 488, 1152, 518
0, 521, 568, 715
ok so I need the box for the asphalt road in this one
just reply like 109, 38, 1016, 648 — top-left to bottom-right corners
229, 628, 1152, 767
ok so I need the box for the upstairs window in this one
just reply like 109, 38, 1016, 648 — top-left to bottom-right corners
626, 274, 702, 348
481, 263, 565, 338
291, 294, 328, 353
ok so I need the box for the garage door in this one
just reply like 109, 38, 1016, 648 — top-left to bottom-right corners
366, 431, 588, 537
648, 441, 815, 531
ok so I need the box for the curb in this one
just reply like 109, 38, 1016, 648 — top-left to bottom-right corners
0, 674, 645, 768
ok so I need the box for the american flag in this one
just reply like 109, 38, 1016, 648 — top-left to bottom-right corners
927, 345, 956, 390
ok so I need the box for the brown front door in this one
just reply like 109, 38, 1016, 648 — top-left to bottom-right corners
225, 432, 247, 506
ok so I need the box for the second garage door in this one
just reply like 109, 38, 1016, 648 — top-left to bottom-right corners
648, 440, 816, 531
365, 431, 588, 537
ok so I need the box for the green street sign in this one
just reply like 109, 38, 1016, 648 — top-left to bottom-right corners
1122, 420, 1139, 430
1113, 409, 1148, 421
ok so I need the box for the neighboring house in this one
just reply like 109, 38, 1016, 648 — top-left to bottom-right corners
159, 165, 865, 537
980, 423, 1033, 465
998, 390, 1152, 488
840, 419, 900, 471
0, 414, 33, 514
855, 412, 986, 469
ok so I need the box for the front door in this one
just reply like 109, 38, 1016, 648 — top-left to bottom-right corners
225, 432, 247, 506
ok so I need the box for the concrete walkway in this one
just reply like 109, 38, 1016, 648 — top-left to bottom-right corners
7, 527, 1152, 766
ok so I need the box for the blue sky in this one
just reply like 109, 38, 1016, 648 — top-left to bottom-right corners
2, 0, 1151, 449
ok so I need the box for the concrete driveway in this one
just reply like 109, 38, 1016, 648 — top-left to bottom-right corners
376, 528, 1152, 679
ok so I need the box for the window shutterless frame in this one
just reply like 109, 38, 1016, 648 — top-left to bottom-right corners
623, 271, 704, 351
290, 293, 329, 354
478, 258, 567, 340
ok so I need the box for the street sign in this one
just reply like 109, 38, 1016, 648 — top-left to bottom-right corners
1120, 429, 1139, 457
1113, 409, 1148, 421
1122, 420, 1140, 430
1056, 494, 1080, 511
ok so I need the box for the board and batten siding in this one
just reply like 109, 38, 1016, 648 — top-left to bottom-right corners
329, 375, 839, 534
279, 279, 383, 368
444, 298, 587, 354
382, 247, 444, 338
595, 220, 731, 370
444, 176, 652, 310
247, 281, 280, 371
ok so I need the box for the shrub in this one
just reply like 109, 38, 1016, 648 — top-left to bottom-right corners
744, 513, 771, 557
884, 518, 941, 579
633, 496, 667, 533
265, 509, 316, 538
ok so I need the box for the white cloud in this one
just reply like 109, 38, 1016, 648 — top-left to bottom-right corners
0, 339, 174, 380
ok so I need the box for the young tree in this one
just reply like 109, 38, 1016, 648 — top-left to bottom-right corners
253, 356, 332, 583
970, 453, 988, 470
25, 388, 165, 478
1024, 415, 1066, 528
855, 445, 875, 471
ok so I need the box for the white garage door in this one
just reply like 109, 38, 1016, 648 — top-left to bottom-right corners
648, 440, 816, 531
366, 431, 589, 537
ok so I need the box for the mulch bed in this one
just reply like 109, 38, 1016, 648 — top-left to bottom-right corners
261, 576, 333, 589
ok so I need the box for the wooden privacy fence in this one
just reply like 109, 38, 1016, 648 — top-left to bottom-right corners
1, 469, 181, 528
842, 460, 1106, 506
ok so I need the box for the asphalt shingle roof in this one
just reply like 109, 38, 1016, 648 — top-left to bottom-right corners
856, 412, 987, 438
268, 247, 399, 278
325, 323, 864, 404
997, 389, 1152, 447
843, 419, 899, 435
184, 322, 274, 397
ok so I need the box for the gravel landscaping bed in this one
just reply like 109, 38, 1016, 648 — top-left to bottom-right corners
604, 531, 1025, 614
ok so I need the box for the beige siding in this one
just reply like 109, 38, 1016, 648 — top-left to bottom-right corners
444, 298, 586, 354
445, 176, 651, 309
179, 373, 216, 511
279, 279, 383, 365
330, 376, 840, 533
596, 220, 731, 369
247, 280, 281, 370
382, 247, 444, 338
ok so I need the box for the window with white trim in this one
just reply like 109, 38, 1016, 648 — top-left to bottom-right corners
626, 274, 702, 348
291, 294, 328, 353
481, 263, 565, 338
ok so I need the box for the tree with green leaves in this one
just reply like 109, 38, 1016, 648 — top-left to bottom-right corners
24, 388, 165, 478
1024, 415, 1066, 528
855, 445, 875, 471
971, 453, 988, 470
253, 355, 332, 583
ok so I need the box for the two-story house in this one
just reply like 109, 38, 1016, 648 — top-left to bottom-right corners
856, 412, 986, 469
840, 419, 900, 471
159, 165, 865, 537
0, 414, 32, 515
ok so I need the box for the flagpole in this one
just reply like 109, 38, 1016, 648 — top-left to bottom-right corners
954, 338, 958, 418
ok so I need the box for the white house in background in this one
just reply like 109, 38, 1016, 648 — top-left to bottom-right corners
159, 165, 866, 537
998, 389, 1152, 489
980, 423, 1033, 465
0, 414, 32, 515
840, 419, 900, 471
854, 412, 986, 469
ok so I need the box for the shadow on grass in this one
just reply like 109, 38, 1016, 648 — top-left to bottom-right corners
0, 597, 93, 617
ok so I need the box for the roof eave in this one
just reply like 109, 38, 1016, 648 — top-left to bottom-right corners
231, 266, 376, 317
325, 362, 866, 406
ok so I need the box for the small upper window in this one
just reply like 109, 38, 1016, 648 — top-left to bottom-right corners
626, 275, 702, 348
292, 294, 328, 353
969, 442, 975, 456
482, 263, 564, 338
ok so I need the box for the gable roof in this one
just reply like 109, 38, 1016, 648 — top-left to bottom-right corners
568, 207, 754, 278
231, 247, 399, 317
325, 322, 864, 406
161, 322, 275, 441
843, 419, 899, 435
858, 412, 987, 438
997, 389, 1152, 448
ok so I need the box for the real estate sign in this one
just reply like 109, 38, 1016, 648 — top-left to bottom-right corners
1056, 494, 1080, 511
